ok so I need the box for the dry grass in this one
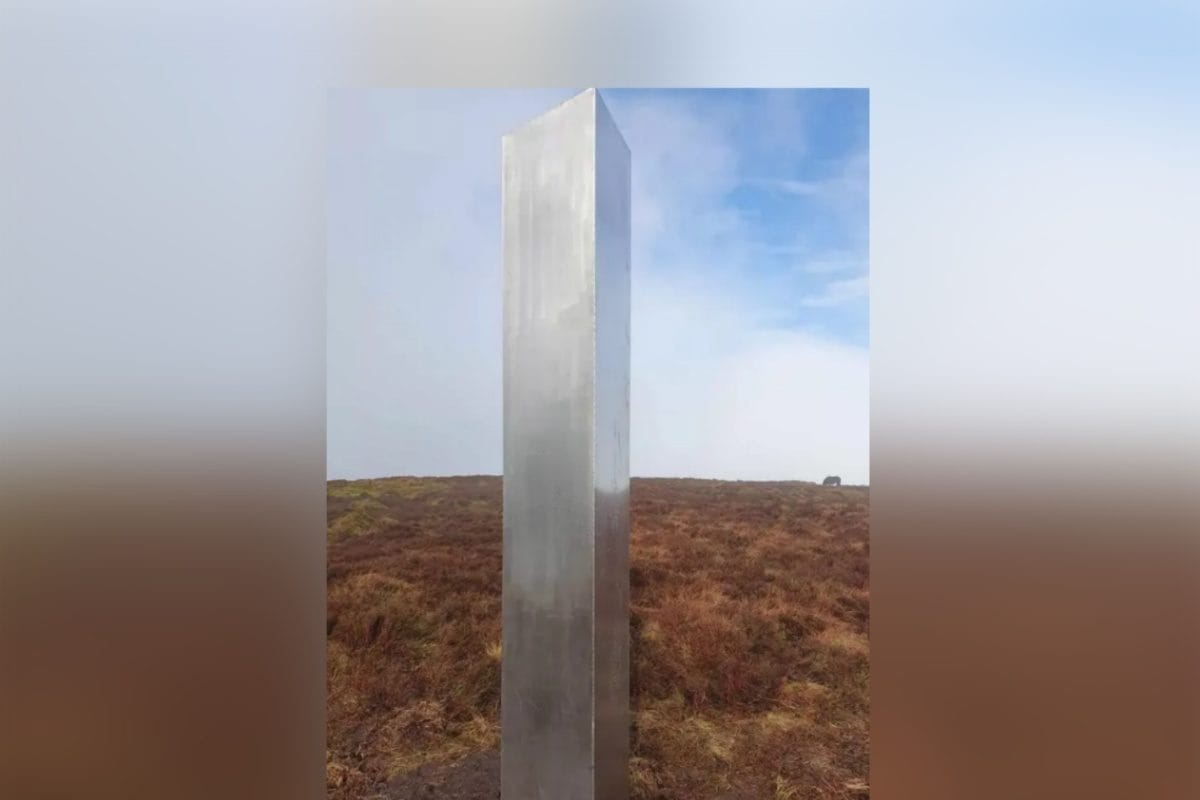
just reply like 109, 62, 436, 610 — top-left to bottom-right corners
327, 476, 868, 799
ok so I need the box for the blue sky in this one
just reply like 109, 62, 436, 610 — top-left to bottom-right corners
327, 89, 869, 482
605, 89, 868, 346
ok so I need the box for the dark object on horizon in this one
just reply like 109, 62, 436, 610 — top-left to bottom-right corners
822, 476, 841, 487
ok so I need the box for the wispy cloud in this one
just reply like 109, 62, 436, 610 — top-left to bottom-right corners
745, 152, 868, 202
800, 259, 865, 275
327, 89, 870, 482
760, 178, 826, 196
791, 249, 867, 275
801, 276, 869, 307
764, 244, 864, 275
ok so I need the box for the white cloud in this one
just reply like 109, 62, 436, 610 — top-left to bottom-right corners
801, 276, 869, 308
612, 91, 869, 481
632, 273, 869, 482
748, 150, 869, 237
327, 89, 870, 483
766, 178, 826, 196
794, 253, 867, 275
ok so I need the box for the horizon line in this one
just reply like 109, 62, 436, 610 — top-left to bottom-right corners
326, 473, 869, 486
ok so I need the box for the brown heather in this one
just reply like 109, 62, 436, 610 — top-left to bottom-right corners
327, 477, 869, 799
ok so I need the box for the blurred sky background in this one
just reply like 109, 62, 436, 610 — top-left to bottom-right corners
327, 89, 869, 483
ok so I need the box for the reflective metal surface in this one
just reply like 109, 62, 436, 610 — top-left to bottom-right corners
501, 89, 631, 800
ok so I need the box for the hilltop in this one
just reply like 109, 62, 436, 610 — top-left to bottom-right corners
327, 476, 869, 799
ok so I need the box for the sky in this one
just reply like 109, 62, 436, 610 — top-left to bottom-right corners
327, 89, 869, 484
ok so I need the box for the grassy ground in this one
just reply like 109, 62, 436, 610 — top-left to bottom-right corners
327, 476, 869, 799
